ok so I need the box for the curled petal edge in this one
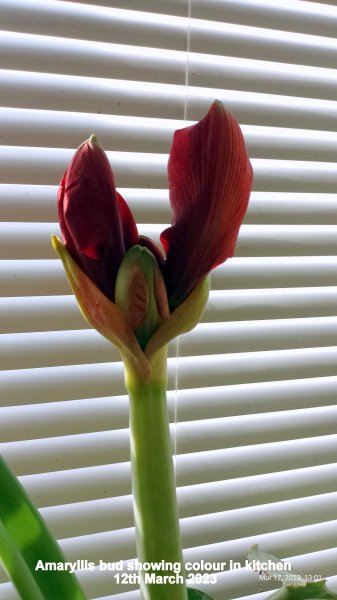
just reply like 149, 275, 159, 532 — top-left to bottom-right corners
145, 276, 210, 363
51, 236, 151, 383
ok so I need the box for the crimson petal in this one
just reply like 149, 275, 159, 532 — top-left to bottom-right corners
116, 191, 139, 250
58, 136, 139, 301
161, 101, 253, 309
138, 235, 165, 268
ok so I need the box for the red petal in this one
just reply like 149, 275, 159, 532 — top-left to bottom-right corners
116, 191, 139, 250
58, 137, 138, 300
138, 235, 165, 267
161, 100, 253, 308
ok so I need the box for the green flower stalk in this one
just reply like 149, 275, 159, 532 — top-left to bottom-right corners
127, 362, 184, 599
53, 101, 253, 599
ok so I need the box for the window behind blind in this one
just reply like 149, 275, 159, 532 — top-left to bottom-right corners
1, 0, 337, 598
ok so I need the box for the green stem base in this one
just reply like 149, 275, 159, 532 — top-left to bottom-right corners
127, 361, 187, 600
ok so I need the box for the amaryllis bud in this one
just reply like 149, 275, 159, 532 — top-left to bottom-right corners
58, 134, 139, 301
115, 246, 169, 350
54, 101, 252, 376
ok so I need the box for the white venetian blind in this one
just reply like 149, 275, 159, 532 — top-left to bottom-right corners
1, 0, 337, 599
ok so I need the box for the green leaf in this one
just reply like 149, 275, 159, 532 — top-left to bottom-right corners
187, 587, 216, 599
0, 455, 87, 600
266, 582, 337, 600
248, 546, 337, 600
247, 544, 307, 586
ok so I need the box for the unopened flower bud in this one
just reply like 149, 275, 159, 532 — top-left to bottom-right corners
115, 245, 169, 350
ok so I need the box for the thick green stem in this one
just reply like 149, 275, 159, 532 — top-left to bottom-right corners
125, 351, 187, 600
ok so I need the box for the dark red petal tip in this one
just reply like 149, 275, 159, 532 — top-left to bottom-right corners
57, 136, 138, 301
161, 100, 253, 308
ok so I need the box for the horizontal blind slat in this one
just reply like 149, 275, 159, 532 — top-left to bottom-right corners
36, 474, 337, 540
188, 21, 337, 71
0, 31, 186, 84
3, 222, 337, 259
0, 109, 179, 153
0, 469, 331, 548
0, 148, 169, 187
212, 257, 337, 290
6, 428, 337, 479
182, 316, 337, 355
181, 524, 337, 582
0, 1, 188, 51
1, 570, 336, 600
2, 185, 337, 225
61, 0, 337, 34
1, 147, 337, 191
30, 492, 337, 552
188, 0, 337, 39
4, 0, 337, 70
232, 572, 337, 600
183, 548, 337, 600
3, 108, 337, 163
20, 461, 337, 509
2, 257, 337, 297
2, 286, 337, 333
2, 0, 337, 48
177, 435, 337, 487
4, 347, 337, 405
1, 519, 335, 589
2, 407, 337, 473
22, 463, 132, 506
205, 287, 337, 321
0, 260, 68, 296
1, 549, 336, 600
179, 464, 337, 521
0, 70, 187, 120
0, 185, 172, 224
244, 193, 337, 225
3, 316, 337, 369
63, 0, 187, 17
4, 32, 337, 101
3, 376, 337, 442
4, 70, 337, 133
0, 513, 335, 580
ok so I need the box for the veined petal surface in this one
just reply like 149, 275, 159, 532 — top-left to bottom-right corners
161, 101, 253, 308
